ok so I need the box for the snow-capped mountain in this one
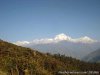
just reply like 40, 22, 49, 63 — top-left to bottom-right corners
14, 33, 100, 59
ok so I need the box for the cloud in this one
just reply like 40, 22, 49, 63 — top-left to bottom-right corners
14, 33, 97, 46
14, 41, 30, 46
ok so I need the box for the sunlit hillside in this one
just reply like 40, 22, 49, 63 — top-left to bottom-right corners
0, 40, 100, 75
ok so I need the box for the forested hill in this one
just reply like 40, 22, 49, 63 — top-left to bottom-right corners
0, 39, 100, 75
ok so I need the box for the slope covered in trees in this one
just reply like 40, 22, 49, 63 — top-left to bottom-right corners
0, 39, 100, 75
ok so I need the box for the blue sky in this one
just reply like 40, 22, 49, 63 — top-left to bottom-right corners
0, 0, 100, 42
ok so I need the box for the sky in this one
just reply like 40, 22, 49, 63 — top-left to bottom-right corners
0, 0, 100, 42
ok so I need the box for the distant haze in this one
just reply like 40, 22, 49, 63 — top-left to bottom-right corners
14, 33, 100, 59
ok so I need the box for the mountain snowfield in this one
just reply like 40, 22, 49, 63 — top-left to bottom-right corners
14, 33, 100, 59
14, 33, 97, 45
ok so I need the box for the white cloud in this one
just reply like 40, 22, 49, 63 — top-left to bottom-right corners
32, 38, 54, 44
14, 33, 97, 46
14, 41, 30, 46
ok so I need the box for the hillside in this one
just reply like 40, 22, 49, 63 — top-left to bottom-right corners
82, 49, 100, 63
0, 39, 100, 75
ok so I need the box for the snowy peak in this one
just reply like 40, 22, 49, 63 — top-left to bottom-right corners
78, 36, 97, 43
14, 33, 97, 46
54, 33, 71, 41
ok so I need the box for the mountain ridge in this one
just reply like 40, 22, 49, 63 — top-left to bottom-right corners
0, 39, 100, 75
14, 33, 97, 46
24, 40, 100, 59
13, 34, 100, 59
82, 49, 100, 63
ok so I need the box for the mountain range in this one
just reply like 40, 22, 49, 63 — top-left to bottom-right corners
82, 49, 100, 63
14, 33, 100, 59
0, 39, 100, 75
